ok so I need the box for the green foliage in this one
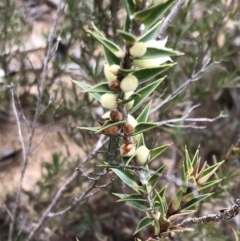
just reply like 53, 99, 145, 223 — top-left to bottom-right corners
73, 1, 226, 240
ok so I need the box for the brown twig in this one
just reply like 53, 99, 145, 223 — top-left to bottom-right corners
156, 0, 187, 40
26, 134, 107, 241
8, 1, 67, 240
178, 197, 240, 227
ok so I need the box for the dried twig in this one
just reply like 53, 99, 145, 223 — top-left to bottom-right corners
178, 197, 240, 227
8, 1, 67, 240
26, 134, 107, 241
156, 0, 187, 40
150, 59, 220, 114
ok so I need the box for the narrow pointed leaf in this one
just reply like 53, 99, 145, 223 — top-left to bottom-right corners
137, 134, 145, 147
132, 122, 158, 136
95, 121, 124, 133
134, 0, 176, 28
128, 200, 148, 211
169, 189, 183, 213
118, 30, 137, 44
83, 82, 111, 93
192, 147, 200, 167
77, 126, 99, 132
136, 101, 152, 123
148, 144, 170, 163
184, 147, 193, 175
141, 47, 183, 59
87, 30, 121, 65
198, 161, 224, 185
123, 0, 135, 16
130, 77, 165, 114
182, 193, 212, 210
72, 80, 102, 101
113, 193, 144, 202
87, 30, 121, 54
134, 217, 153, 235
111, 168, 139, 190
197, 179, 222, 192
138, 20, 163, 42
132, 64, 174, 85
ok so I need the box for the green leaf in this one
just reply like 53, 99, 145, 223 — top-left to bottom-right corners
138, 20, 163, 42
113, 193, 147, 211
87, 30, 121, 65
111, 168, 139, 190
77, 126, 99, 132
184, 147, 193, 175
132, 64, 174, 85
140, 47, 182, 59
137, 134, 145, 147
182, 193, 212, 210
134, 217, 153, 235
136, 101, 152, 123
130, 77, 165, 114
95, 120, 124, 134
197, 179, 221, 192
103, 46, 121, 65
192, 147, 200, 167
198, 161, 224, 185
169, 189, 182, 212
87, 30, 121, 54
113, 193, 145, 202
132, 122, 158, 136
154, 192, 167, 215
148, 144, 170, 163
118, 30, 137, 44
83, 82, 111, 93
128, 200, 148, 211
72, 80, 101, 101
134, 0, 176, 28
123, 0, 135, 16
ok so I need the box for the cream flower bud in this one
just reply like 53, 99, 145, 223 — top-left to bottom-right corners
127, 114, 138, 128
120, 143, 136, 157
101, 111, 111, 120
135, 145, 150, 165
120, 75, 138, 92
100, 93, 118, 109
129, 42, 147, 57
104, 64, 116, 82
109, 64, 120, 75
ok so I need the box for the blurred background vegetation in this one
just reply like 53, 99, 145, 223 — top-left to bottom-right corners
0, 0, 239, 240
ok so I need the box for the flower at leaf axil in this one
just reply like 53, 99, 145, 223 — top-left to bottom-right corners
100, 93, 118, 109
120, 75, 138, 92
135, 145, 150, 166
120, 143, 136, 157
